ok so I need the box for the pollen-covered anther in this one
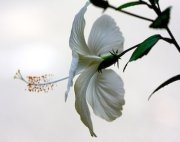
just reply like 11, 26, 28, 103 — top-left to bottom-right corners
26, 74, 55, 93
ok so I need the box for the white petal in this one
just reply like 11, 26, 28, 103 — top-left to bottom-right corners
88, 15, 124, 56
65, 53, 102, 101
69, 2, 90, 55
76, 54, 102, 73
74, 65, 98, 137
65, 52, 79, 101
86, 69, 125, 121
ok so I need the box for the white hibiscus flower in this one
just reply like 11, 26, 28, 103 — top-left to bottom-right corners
14, 2, 125, 137
66, 2, 125, 137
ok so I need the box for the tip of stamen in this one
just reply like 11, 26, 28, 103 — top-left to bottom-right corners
14, 70, 23, 80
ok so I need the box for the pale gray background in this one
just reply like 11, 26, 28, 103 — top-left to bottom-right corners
0, 0, 180, 142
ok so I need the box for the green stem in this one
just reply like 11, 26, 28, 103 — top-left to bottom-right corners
109, 3, 180, 54
118, 44, 139, 58
118, 35, 174, 59
166, 27, 180, 53
108, 5, 154, 22
151, 3, 180, 53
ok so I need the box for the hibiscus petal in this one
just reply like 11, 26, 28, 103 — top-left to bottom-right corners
88, 15, 124, 56
65, 52, 79, 101
74, 65, 98, 137
65, 53, 102, 101
86, 69, 125, 121
76, 54, 102, 73
69, 2, 90, 55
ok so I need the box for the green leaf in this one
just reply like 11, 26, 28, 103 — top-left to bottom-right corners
156, 0, 159, 3
129, 34, 161, 62
148, 74, 180, 100
117, 1, 146, 10
150, 7, 171, 29
123, 34, 161, 72
149, 0, 159, 5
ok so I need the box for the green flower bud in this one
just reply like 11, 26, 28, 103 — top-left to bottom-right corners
90, 0, 109, 10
